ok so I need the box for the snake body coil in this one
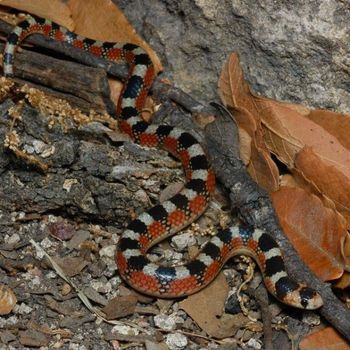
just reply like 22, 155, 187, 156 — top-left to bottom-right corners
4, 15, 323, 309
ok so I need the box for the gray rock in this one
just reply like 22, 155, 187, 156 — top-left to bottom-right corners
118, 0, 350, 113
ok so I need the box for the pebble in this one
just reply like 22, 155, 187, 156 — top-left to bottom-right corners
111, 324, 139, 336
32, 140, 47, 153
246, 338, 262, 349
28, 276, 41, 288
0, 285, 17, 315
90, 280, 112, 294
99, 245, 116, 259
154, 314, 177, 331
68, 344, 88, 350
165, 333, 188, 350
23, 144, 34, 154
302, 311, 321, 326
40, 237, 54, 249
45, 271, 57, 279
171, 232, 196, 250
14, 303, 33, 315
4, 233, 20, 245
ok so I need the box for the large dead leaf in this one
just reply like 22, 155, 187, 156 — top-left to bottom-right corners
218, 53, 279, 192
299, 327, 350, 350
0, 0, 74, 28
272, 186, 346, 281
179, 272, 250, 338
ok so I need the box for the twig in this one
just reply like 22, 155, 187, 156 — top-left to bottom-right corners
246, 286, 274, 350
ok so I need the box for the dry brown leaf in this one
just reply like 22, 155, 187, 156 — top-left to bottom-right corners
299, 327, 350, 350
68, 0, 162, 73
335, 232, 350, 288
341, 232, 350, 269
307, 109, 350, 151
55, 256, 89, 277
272, 186, 346, 281
0, 0, 74, 29
334, 271, 350, 289
101, 295, 137, 320
179, 272, 250, 338
218, 53, 279, 192
295, 147, 350, 223
249, 146, 279, 192
237, 128, 252, 165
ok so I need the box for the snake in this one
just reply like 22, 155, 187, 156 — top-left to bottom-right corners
3, 14, 323, 309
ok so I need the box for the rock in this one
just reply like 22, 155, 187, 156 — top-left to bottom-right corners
171, 232, 196, 250
19, 329, 49, 347
165, 333, 188, 350
0, 285, 16, 315
120, 0, 350, 113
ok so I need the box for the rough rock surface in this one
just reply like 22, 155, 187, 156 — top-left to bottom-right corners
118, 0, 350, 113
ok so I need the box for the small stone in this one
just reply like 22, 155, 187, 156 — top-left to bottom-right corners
99, 245, 116, 259
171, 232, 196, 250
4, 233, 20, 245
40, 237, 54, 249
63, 178, 78, 192
41, 145, 55, 158
45, 271, 57, 279
0, 330, 16, 344
111, 324, 139, 336
91, 280, 112, 294
83, 286, 108, 306
14, 303, 33, 315
23, 144, 34, 154
0, 285, 17, 315
246, 338, 262, 349
165, 333, 188, 350
32, 140, 47, 154
154, 313, 183, 331
302, 311, 321, 326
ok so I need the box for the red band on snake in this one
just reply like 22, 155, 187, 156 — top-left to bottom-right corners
4, 15, 323, 309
